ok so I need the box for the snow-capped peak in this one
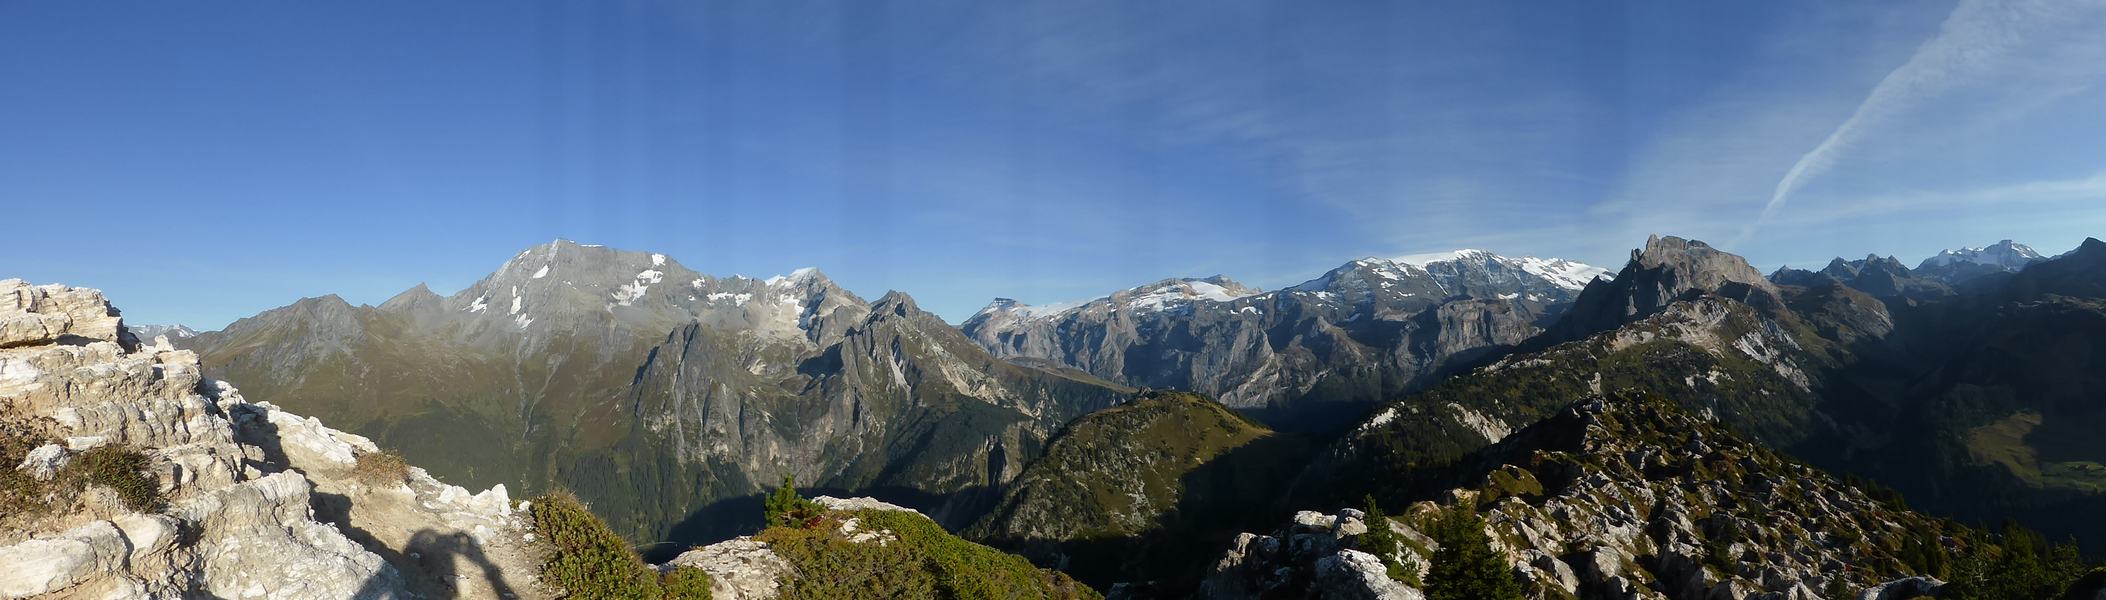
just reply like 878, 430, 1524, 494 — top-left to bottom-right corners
765, 267, 821, 287
974, 298, 1081, 320
1505, 256, 1616, 290
1119, 278, 1260, 312
1917, 239, 2044, 271
975, 277, 1259, 322
1391, 248, 1494, 266
1390, 249, 1612, 291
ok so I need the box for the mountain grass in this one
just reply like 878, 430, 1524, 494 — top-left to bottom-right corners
0, 419, 54, 520
526, 490, 713, 599
65, 445, 162, 512
352, 450, 411, 486
757, 508, 1099, 600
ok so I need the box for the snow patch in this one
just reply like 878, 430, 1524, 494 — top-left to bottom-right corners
1126, 280, 1258, 313
651, 253, 666, 266
612, 269, 665, 306
531, 264, 550, 279
1508, 256, 1614, 290
466, 295, 488, 313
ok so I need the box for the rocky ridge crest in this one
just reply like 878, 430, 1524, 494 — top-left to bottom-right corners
0, 279, 538, 599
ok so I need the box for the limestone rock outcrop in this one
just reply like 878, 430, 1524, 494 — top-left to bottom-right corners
1199, 507, 1425, 600
1, 280, 133, 350
0, 281, 542, 599
1211, 394, 1953, 600
661, 495, 924, 600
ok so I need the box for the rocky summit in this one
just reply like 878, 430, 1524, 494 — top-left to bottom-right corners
0, 279, 535, 599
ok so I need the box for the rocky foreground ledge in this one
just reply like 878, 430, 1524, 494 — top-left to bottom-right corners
0, 280, 537, 599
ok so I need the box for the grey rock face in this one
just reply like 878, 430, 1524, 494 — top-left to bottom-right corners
962, 252, 1607, 427
1550, 235, 1781, 343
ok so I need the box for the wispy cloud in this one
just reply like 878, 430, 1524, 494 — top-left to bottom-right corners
1741, 0, 2102, 243
944, 0, 1606, 254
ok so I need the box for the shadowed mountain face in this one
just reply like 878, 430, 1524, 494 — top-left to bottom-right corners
1211, 392, 1970, 600
1307, 235, 2106, 554
965, 391, 1312, 593
960, 251, 1611, 431
187, 240, 1130, 546
1770, 254, 1955, 301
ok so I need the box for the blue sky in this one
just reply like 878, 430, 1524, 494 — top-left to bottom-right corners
5, 0, 2105, 328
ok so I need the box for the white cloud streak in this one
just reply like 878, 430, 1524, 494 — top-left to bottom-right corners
1742, 0, 2091, 243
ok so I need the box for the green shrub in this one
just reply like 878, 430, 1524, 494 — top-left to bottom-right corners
858, 509, 1096, 599
661, 567, 716, 599
528, 490, 714, 599
65, 445, 161, 512
757, 517, 936, 599
0, 425, 53, 519
755, 483, 1097, 600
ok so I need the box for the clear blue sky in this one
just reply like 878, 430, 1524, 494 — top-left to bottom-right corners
6, 1, 2105, 328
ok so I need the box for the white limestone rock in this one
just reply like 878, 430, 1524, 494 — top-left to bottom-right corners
812, 495, 921, 516
13, 444, 67, 481
664, 538, 793, 600
0, 279, 129, 349
0, 283, 543, 599
0, 520, 130, 598
1313, 549, 1425, 600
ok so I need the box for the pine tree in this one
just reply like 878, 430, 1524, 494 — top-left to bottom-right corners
1360, 495, 1417, 585
1424, 508, 1523, 600
762, 473, 816, 528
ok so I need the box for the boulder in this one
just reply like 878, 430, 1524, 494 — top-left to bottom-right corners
0, 279, 128, 348
0, 520, 130, 598
1312, 549, 1424, 600
812, 495, 922, 516
1856, 576, 1943, 600
14, 443, 67, 480
665, 538, 794, 600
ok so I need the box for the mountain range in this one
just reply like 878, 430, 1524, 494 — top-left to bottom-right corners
88, 233, 2106, 599
184, 240, 1130, 548
962, 250, 1612, 430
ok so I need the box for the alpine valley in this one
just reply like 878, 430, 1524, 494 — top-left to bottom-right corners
10, 234, 2106, 599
